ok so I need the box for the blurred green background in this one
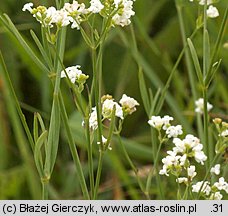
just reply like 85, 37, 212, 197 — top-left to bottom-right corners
0, 0, 228, 199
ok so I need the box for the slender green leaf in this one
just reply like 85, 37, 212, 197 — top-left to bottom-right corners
187, 38, 204, 85
33, 113, 39, 143
0, 51, 40, 199
138, 68, 151, 117
30, 30, 53, 70
0, 14, 49, 74
204, 29, 210, 74
34, 131, 48, 178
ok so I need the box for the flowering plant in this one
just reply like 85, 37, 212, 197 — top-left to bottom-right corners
0, 0, 227, 200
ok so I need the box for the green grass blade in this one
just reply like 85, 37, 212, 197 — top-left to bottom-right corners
204, 29, 210, 75
59, 94, 90, 199
34, 130, 48, 178
0, 14, 49, 74
30, 30, 53, 70
0, 52, 35, 150
0, 51, 41, 199
187, 38, 204, 86
138, 68, 151, 117
33, 113, 39, 143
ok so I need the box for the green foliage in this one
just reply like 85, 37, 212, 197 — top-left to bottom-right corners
0, 0, 227, 199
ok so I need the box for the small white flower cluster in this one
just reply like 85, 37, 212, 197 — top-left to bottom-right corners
22, 1, 87, 29
112, 0, 136, 27
189, 0, 219, 18
83, 94, 138, 150
159, 134, 207, 178
60, 65, 89, 84
22, 0, 136, 28
195, 98, 213, 114
148, 115, 183, 138
192, 177, 228, 200
85, 94, 139, 131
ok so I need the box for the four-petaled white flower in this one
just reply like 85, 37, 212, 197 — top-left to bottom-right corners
119, 94, 139, 115
188, 165, 197, 180
148, 115, 174, 131
213, 177, 228, 193
192, 181, 211, 196
88, 0, 104, 13
195, 98, 213, 114
22, 2, 34, 12
102, 98, 123, 120
61, 65, 88, 84
207, 5, 219, 18
166, 125, 183, 138
210, 164, 220, 175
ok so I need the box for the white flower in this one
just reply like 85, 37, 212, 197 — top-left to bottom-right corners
207, 5, 219, 18
102, 99, 123, 119
82, 107, 98, 130
148, 116, 164, 129
220, 129, 228, 137
22, 2, 34, 12
194, 150, 207, 165
159, 166, 169, 176
192, 181, 211, 195
214, 177, 228, 193
51, 8, 71, 27
63, 1, 88, 29
180, 154, 187, 166
211, 192, 223, 200
176, 177, 188, 184
166, 125, 183, 138
195, 98, 213, 114
88, 0, 104, 13
173, 138, 186, 153
210, 164, 220, 175
162, 115, 174, 130
199, 0, 214, 5
173, 134, 200, 153
61, 65, 88, 83
63, 1, 87, 14
159, 152, 181, 176
119, 94, 139, 115
112, 0, 135, 27
148, 115, 174, 130
173, 134, 207, 165
188, 165, 197, 179
89, 107, 98, 130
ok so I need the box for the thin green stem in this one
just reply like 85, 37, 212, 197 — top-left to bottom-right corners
42, 181, 49, 200
176, 0, 203, 140
85, 117, 95, 198
92, 48, 103, 150
202, 0, 210, 171
203, 1, 208, 78
93, 150, 104, 200
145, 129, 164, 199
59, 94, 90, 199
117, 133, 145, 197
